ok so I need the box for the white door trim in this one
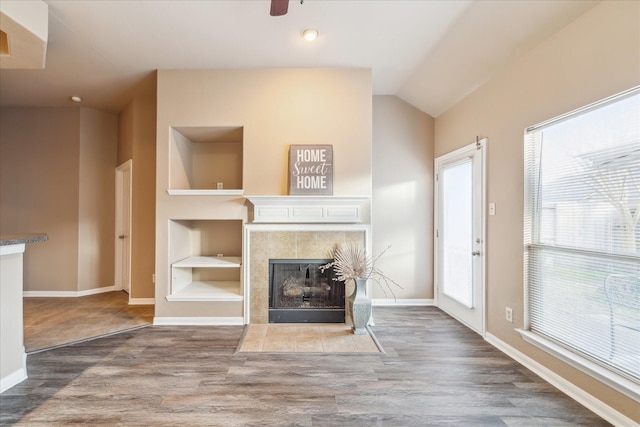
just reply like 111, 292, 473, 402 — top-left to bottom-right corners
434, 139, 487, 336
115, 160, 132, 296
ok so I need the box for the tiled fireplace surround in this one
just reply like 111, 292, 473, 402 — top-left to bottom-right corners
243, 197, 370, 324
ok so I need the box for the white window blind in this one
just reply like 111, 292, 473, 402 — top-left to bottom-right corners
524, 87, 640, 384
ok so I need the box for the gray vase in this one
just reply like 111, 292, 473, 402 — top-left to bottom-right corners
348, 278, 371, 335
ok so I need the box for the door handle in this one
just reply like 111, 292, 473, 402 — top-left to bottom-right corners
471, 250, 480, 256
118, 235, 126, 239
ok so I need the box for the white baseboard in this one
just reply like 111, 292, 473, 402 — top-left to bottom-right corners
24, 285, 118, 298
485, 332, 636, 427
0, 367, 27, 393
0, 349, 27, 393
129, 298, 155, 305
77, 285, 118, 296
153, 317, 244, 326
372, 298, 434, 306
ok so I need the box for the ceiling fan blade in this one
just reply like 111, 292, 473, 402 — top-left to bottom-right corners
270, 0, 289, 16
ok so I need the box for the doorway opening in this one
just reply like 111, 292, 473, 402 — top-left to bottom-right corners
116, 160, 132, 295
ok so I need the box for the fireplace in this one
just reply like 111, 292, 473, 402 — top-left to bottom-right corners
244, 195, 370, 324
269, 259, 345, 323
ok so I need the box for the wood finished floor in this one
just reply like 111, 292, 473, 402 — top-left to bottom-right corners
2, 307, 611, 426
23, 291, 154, 353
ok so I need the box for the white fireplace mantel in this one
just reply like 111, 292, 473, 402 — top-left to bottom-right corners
246, 196, 369, 224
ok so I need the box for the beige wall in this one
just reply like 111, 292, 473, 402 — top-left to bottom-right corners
78, 108, 117, 291
1, 108, 80, 292
157, 69, 372, 196
372, 96, 434, 300
155, 68, 372, 318
117, 107, 133, 165
0, 107, 117, 293
434, 1, 640, 420
118, 73, 157, 300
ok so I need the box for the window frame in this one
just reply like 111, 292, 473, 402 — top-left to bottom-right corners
519, 86, 640, 402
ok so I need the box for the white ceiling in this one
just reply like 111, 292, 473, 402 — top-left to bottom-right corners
0, 0, 599, 117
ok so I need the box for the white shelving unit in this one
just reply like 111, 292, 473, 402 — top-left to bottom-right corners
168, 255, 242, 302
161, 124, 246, 320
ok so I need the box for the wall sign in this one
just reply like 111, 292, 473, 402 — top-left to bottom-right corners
288, 145, 333, 195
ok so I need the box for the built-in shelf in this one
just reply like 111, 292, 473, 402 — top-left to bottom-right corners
173, 255, 241, 268
167, 189, 244, 196
169, 126, 243, 193
169, 256, 242, 302
166, 281, 243, 302
169, 220, 243, 303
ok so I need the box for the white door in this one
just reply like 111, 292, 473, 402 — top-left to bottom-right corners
434, 139, 486, 335
115, 160, 132, 295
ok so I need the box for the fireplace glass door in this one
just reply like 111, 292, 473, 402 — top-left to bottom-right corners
269, 259, 345, 323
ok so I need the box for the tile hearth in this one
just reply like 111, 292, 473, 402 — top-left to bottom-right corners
237, 323, 381, 353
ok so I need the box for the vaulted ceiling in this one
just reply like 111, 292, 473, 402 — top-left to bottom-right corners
0, 0, 599, 116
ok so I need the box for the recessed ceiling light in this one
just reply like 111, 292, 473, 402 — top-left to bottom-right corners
70, 96, 82, 103
302, 28, 318, 41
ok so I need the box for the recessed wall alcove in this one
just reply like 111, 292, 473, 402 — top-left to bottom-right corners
168, 126, 243, 195
168, 219, 243, 302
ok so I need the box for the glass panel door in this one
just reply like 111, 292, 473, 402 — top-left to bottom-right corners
435, 140, 486, 334
441, 158, 473, 308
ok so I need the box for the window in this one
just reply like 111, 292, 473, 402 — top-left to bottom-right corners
523, 87, 639, 399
